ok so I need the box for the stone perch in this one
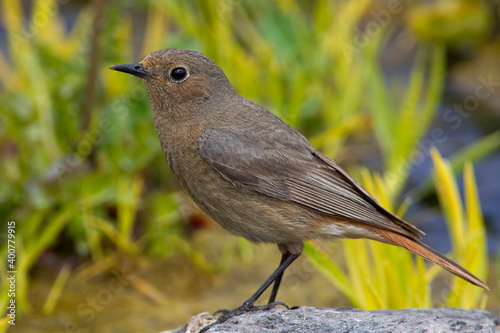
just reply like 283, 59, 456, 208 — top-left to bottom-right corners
163, 307, 499, 333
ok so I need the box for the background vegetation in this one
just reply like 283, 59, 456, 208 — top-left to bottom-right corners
0, 0, 499, 332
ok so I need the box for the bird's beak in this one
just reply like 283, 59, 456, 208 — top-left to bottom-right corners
109, 63, 150, 78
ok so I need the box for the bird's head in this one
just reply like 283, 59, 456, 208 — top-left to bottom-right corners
110, 49, 234, 121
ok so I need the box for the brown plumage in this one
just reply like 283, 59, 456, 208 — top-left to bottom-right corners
110, 48, 488, 319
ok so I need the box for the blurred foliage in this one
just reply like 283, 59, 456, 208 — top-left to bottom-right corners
431, 150, 488, 308
0, 0, 497, 327
408, 0, 493, 49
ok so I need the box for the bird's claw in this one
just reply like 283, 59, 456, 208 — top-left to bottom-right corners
214, 300, 289, 319
201, 301, 290, 332
266, 301, 290, 310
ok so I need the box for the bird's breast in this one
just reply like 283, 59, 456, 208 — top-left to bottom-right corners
156, 123, 325, 246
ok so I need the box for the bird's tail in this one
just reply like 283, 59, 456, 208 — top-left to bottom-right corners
370, 227, 489, 290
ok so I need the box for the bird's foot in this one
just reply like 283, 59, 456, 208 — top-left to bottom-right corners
214, 301, 289, 317
200, 301, 289, 332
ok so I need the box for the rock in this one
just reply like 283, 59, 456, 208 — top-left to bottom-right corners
166, 307, 499, 333
160, 312, 216, 333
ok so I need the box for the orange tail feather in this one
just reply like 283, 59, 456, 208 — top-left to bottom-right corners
370, 227, 489, 290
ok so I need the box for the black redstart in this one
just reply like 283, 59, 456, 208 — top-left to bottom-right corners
110, 48, 488, 323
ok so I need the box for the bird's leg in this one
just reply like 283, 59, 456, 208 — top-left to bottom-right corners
207, 252, 300, 329
268, 251, 291, 304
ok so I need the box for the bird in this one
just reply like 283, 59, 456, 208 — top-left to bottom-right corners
110, 48, 488, 323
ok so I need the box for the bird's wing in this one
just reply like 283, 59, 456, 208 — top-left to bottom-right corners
197, 128, 423, 239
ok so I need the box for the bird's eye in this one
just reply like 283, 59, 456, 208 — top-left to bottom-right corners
171, 67, 188, 81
